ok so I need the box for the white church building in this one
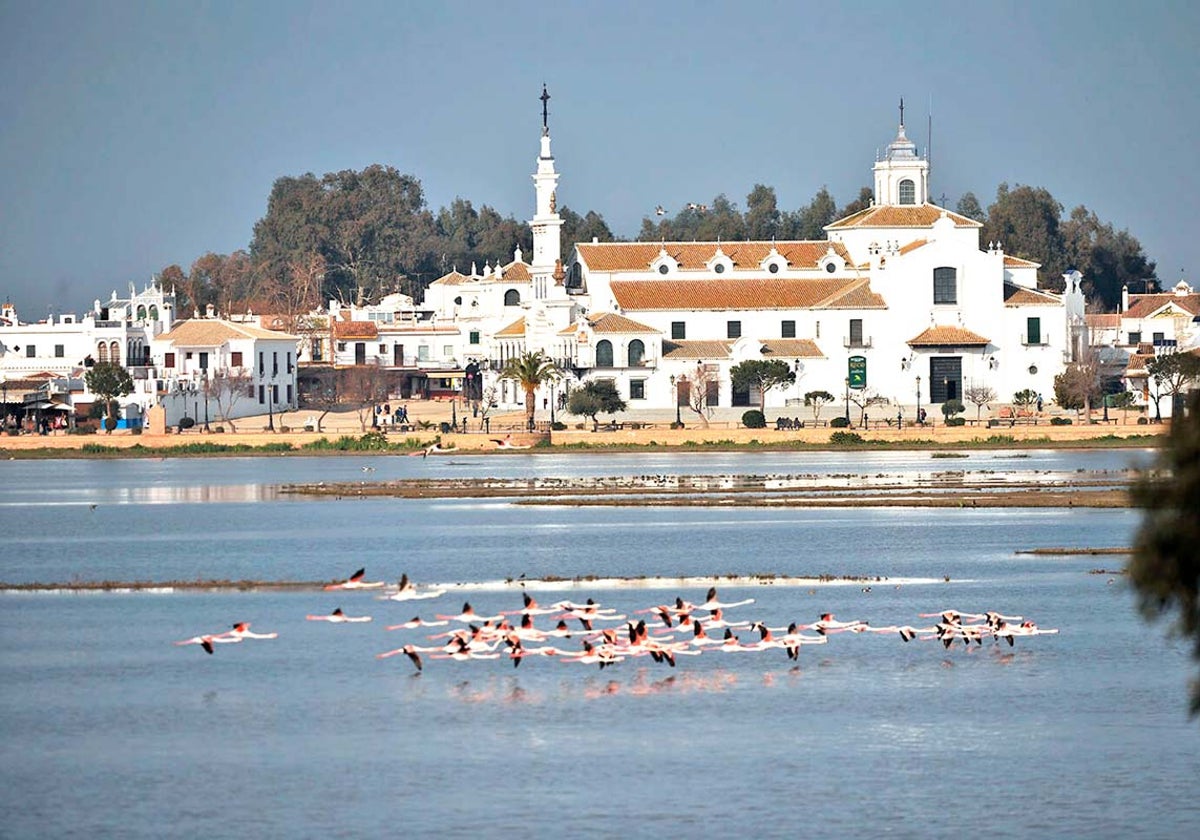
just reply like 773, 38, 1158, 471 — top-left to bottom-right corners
418, 94, 1083, 422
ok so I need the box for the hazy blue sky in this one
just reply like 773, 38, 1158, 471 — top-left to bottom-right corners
2, 1, 1196, 317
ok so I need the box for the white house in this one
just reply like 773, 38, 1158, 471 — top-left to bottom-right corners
151, 318, 300, 428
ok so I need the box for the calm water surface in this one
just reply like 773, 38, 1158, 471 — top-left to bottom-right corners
2, 450, 1196, 838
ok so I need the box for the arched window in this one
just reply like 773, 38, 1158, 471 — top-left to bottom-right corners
504, 289, 521, 306
595, 340, 613, 368
628, 339, 645, 367
97, 342, 108, 363
933, 267, 957, 305
136, 305, 147, 321
148, 305, 158, 321
898, 179, 916, 205
109, 341, 120, 363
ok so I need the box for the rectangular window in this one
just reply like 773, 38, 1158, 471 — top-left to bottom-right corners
258, 385, 265, 404
272, 352, 279, 376
418, 345, 430, 362
781, 320, 796, 339
379, 344, 387, 355
929, 356, 963, 404
25, 344, 35, 358
671, 321, 686, 340
849, 319, 863, 346
469, 331, 480, 345
706, 379, 720, 407
199, 351, 209, 370
1128, 332, 1141, 346
54, 344, 65, 358
337, 342, 346, 352
258, 352, 264, 374
933, 267, 957, 305
629, 379, 645, 400
286, 384, 293, 404
1026, 317, 1041, 345
1153, 332, 1165, 345
165, 352, 176, 368
247, 384, 255, 399
272, 384, 279, 404
286, 352, 293, 374
727, 321, 741, 339
443, 345, 453, 359
231, 351, 243, 367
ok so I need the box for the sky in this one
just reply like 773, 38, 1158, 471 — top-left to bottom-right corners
2, 0, 1197, 318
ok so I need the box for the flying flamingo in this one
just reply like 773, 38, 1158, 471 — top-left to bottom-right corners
306, 608, 372, 623
436, 602, 504, 624
385, 616, 448, 631
324, 568, 385, 591
386, 573, 446, 601
376, 645, 424, 671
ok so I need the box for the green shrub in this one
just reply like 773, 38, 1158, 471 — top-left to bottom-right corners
830, 416, 851, 428
741, 410, 766, 429
941, 399, 965, 419
830, 430, 865, 445
550, 421, 566, 431
178, 417, 195, 430
945, 416, 966, 427
103, 417, 117, 432
1050, 416, 1073, 426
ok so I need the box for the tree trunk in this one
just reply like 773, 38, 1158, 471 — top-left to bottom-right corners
525, 386, 536, 431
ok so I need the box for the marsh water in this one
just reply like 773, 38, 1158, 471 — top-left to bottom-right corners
2, 449, 1197, 838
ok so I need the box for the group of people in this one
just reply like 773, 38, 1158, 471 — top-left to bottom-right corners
373, 403, 410, 427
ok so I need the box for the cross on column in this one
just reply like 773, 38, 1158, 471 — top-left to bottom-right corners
540, 85, 551, 130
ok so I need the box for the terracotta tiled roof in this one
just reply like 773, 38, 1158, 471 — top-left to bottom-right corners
332, 321, 378, 340
759, 339, 825, 358
1124, 293, 1200, 319
575, 241, 853, 272
499, 261, 532, 282
1086, 314, 1121, 328
661, 340, 732, 360
1003, 282, 1062, 306
610, 278, 874, 311
1125, 352, 1153, 376
429, 261, 533, 286
495, 317, 526, 337
430, 270, 472, 286
585, 312, 658, 334
907, 325, 990, 347
820, 282, 888, 309
1003, 254, 1041, 268
826, 203, 982, 230
898, 239, 929, 255
158, 319, 298, 346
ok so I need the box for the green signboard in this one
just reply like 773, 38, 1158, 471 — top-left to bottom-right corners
848, 355, 867, 389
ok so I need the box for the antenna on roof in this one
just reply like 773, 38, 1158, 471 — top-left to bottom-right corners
927, 94, 933, 193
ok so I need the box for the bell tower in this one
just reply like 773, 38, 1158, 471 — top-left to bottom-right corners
873, 98, 930, 206
530, 84, 563, 298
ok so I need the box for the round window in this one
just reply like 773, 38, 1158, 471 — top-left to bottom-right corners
714, 263, 725, 274
454, 296, 462, 305
768, 263, 779, 274
658, 264, 669, 275
1028, 364, 1038, 375
825, 262, 836, 273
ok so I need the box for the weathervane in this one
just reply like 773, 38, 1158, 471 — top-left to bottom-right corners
540, 84, 550, 132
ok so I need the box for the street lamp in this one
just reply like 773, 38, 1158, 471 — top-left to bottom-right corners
670, 374, 681, 426
267, 374, 276, 432
844, 377, 850, 423
550, 379, 557, 425
915, 375, 922, 424
794, 359, 803, 406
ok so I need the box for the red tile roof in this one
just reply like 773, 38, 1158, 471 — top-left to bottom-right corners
332, 321, 378, 340
907, 325, 990, 347
1003, 254, 1041, 268
609, 278, 881, 311
495, 317, 525, 337
826, 203, 982, 230
575, 241, 853, 272
759, 339, 825, 358
1123, 292, 1200, 319
661, 340, 732, 360
1003, 282, 1062, 306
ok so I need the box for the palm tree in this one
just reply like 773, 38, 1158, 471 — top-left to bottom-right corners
499, 351, 559, 431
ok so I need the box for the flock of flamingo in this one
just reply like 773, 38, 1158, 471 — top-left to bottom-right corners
176, 567, 1059, 671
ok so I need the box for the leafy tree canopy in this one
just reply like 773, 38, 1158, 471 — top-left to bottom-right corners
730, 359, 795, 410
567, 380, 627, 428
1130, 390, 1200, 716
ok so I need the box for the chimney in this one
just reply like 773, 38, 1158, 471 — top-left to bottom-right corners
1121, 284, 1128, 313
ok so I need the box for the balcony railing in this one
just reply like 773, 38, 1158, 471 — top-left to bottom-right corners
843, 336, 873, 349
1021, 334, 1050, 346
